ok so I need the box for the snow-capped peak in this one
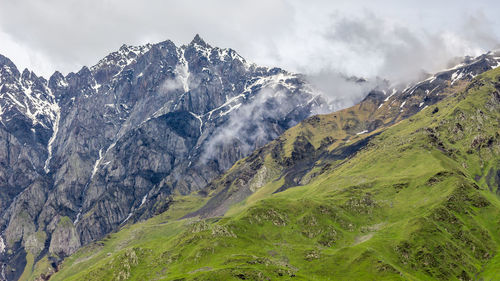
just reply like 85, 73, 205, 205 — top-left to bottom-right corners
0, 61, 59, 131
90, 43, 152, 73
190, 34, 211, 49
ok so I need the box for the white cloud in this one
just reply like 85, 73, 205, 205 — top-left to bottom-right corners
0, 0, 498, 85
201, 86, 308, 164
0, 29, 55, 76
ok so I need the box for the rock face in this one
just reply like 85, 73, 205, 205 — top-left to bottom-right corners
0, 35, 327, 279
48, 217, 80, 257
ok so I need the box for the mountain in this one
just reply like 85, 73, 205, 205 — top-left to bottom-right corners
47, 56, 500, 280
1, 35, 499, 280
0, 35, 328, 281
189, 49, 500, 218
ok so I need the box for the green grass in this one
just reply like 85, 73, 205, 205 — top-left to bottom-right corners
48, 194, 207, 281
48, 67, 500, 280
18, 252, 34, 281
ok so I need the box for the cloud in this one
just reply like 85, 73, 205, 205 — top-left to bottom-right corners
0, 0, 498, 96
161, 77, 185, 92
200, 86, 314, 166
261, 9, 499, 105
194, 5, 500, 171
0, 29, 55, 76
202, 87, 282, 158
0, 0, 295, 77
305, 72, 377, 111
461, 10, 500, 50
338, 12, 499, 81
266, 10, 499, 83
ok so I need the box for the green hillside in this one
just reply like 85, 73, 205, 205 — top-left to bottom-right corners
47, 67, 500, 281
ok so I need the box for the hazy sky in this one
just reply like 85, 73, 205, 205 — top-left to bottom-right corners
1, 0, 499, 82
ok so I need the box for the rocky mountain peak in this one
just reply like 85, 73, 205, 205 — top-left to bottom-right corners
0, 36, 331, 280
0, 56, 20, 81
48, 71, 67, 89
21, 68, 33, 80
190, 33, 210, 48
90, 42, 152, 82
79, 65, 91, 74
0, 54, 17, 70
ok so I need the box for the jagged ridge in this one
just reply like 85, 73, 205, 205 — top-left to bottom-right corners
0, 35, 327, 280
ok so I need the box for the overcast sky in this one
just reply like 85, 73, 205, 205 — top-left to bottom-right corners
1, 0, 499, 83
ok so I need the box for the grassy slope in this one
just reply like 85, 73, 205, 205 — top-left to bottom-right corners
49, 68, 500, 280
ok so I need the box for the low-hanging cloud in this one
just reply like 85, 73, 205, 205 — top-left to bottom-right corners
200, 86, 315, 167
161, 76, 185, 92
321, 12, 499, 82
279, 10, 499, 106
0, 0, 499, 109
0, 0, 295, 77
305, 72, 377, 111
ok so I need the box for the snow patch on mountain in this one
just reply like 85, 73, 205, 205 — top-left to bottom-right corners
176, 49, 190, 93
91, 149, 103, 179
44, 100, 60, 173
384, 88, 397, 102
121, 213, 133, 225
0, 235, 5, 253
163, 49, 190, 93
492, 57, 500, 69
190, 112, 203, 134
207, 93, 245, 120
73, 212, 81, 225
140, 194, 147, 207
451, 71, 464, 85
91, 43, 152, 74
